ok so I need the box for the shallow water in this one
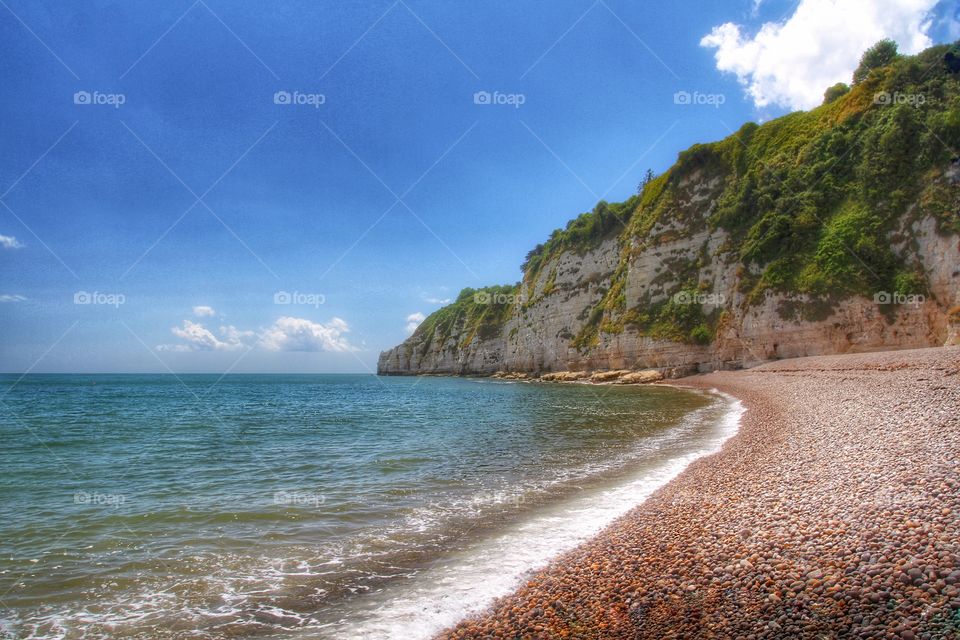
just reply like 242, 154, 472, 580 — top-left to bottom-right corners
0, 374, 738, 639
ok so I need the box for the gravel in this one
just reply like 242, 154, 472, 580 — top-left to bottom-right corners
440, 346, 960, 639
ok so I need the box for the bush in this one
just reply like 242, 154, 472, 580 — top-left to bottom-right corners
824, 82, 850, 104
853, 39, 898, 84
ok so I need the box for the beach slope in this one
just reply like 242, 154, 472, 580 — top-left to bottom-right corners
442, 346, 960, 639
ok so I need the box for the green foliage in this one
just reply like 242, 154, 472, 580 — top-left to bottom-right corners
824, 82, 850, 104
637, 168, 656, 194
626, 287, 718, 345
894, 269, 927, 297
796, 200, 897, 296
853, 39, 898, 84
702, 42, 959, 302
946, 45, 960, 73
411, 284, 520, 352
521, 199, 637, 283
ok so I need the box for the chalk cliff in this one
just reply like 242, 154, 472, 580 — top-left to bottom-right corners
379, 43, 960, 377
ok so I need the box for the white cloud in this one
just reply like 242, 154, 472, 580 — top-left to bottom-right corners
0, 234, 23, 249
405, 312, 426, 334
220, 324, 256, 344
192, 305, 216, 317
423, 297, 451, 305
160, 319, 250, 352
258, 316, 354, 352
0, 294, 26, 302
159, 315, 355, 353
701, 0, 939, 110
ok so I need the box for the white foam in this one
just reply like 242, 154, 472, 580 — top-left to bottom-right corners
320, 391, 746, 640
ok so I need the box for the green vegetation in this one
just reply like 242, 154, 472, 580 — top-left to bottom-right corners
853, 39, 900, 85
521, 199, 638, 286
824, 82, 850, 104
621, 286, 719, 346
410, 284, 520, 351
407, 41, 960, 356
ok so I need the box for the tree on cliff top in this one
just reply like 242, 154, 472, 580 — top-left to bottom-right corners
853, 39, 899, 84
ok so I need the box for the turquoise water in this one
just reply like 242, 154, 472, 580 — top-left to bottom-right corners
0, 374, 736, 639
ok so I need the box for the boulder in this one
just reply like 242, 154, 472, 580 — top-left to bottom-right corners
589, 369, 633, 382
615, 370, 665, 384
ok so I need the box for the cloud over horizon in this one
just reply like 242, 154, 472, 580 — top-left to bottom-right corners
701, 0, 939, 110
158, 316, 354, 353
258, 316, 354, 352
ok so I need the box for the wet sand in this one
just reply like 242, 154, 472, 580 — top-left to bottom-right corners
441, 346, 960, 639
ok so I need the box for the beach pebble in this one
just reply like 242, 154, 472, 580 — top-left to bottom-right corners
443, 347, 960, 640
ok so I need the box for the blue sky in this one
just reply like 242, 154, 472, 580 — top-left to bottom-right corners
1, 0, 957, 372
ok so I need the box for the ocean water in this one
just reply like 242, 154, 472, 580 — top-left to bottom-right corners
0, 374, 742, 639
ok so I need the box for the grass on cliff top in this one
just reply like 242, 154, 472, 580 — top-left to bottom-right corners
409, 284, 519, 353
410, 41, 960, 352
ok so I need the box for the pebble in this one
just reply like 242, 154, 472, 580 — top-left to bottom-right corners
443, 347, 960, 639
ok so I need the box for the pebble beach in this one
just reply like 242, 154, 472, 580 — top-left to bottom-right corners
441, 346, 960, 639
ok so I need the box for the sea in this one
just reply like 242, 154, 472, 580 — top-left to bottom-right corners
0, 373, 743, 639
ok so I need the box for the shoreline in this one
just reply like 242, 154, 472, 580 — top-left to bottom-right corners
440, 346, 960, 639
324, 385, 742, 639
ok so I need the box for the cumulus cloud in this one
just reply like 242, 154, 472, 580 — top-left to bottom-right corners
0, 234, 23, 249
701, 0, 938, 110
405, 312, 426, 334
258, 316, 354, 352
0, 294, 26, 302
192, 305, 216, 317
158, 315, 356, 353
159, 319, 251, 352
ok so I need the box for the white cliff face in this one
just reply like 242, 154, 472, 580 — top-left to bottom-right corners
378, 175, 960, 377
